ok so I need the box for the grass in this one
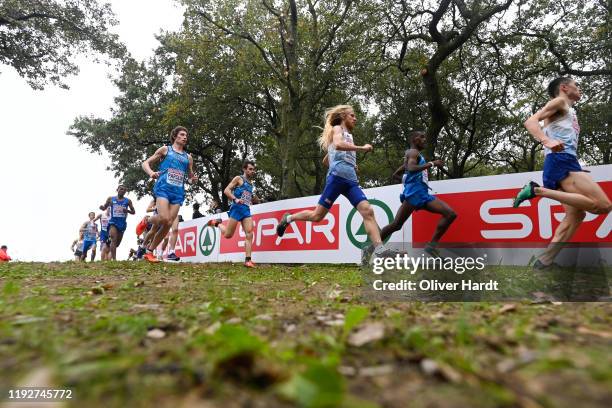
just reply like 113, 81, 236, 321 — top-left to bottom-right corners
1, 261, 611, 407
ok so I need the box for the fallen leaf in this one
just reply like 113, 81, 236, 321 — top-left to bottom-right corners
226, 317, 242, 324
348, 322, 385, 346
499, 303, 517, 314
420, 358, 439, 375
577, 326, 612, 339
146, 328, 166, 339
359, 364, 393, 377
205, 321, 221, 335
254, 314, 273, 321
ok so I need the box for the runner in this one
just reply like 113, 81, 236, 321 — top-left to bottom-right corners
100, 185, 136, 260
95, 208, 111, 260
380, 130, 457, 256
141, 126, 197, 263
161, 214, 183, 262
275, 104, 394, 260
514, 77, 611, 268
136, 198, 156, 259
79, 212, 99, 261
209, 160, 261, 268
71, 237, 83, 261
0, 245, 11, 262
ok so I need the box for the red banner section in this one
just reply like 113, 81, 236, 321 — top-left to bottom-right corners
412, 182, 612, 243
219, 204, 340, 253
175, 226, 197, 257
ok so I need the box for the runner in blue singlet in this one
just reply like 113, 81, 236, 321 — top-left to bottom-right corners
514, 77, 611, 269
380, 131, 457, 257
100, 185, 136, 260
79, 211, 99, 261
142, 126, 197, 263
209, 160, 261, 268
275, 104, 395, 261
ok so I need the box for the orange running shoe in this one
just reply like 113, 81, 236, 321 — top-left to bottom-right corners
207, 218, 221, 227
244, 260, 256, 268
144, 252, 159, 263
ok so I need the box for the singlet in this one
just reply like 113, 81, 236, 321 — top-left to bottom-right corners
109, 196, 129, 229
156, 145, 190, 191
543, 107, 580, 156
83, 221, 98, 241
327, 128, 358, 182
99, 211, 110, 232
232, 176, 254, 207
403, 153, 429, 195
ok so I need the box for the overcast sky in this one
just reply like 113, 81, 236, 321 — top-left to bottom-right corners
0, 0, 186, 261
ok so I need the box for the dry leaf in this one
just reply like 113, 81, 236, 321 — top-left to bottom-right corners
348, 322, 385, 346
147, 328, 166, 339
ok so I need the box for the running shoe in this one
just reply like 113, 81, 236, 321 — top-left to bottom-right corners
244, 260, 256, 268
144, 252, 159, 263
166, 252, 181, 262
207, 218, 221, 227
513, 181, 539, 208
276, 213, 291, 237
136, 246, 146, 260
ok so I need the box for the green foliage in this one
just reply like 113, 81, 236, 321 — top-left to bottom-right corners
0, 0, 125, 89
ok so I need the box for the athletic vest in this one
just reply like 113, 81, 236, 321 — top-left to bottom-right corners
100, 211, 110, 232
404, 153, 429, 188
83, 221, 98, 241
328, 128, 358, 181
109, 196, 129, 228
156, 145, 190, 190
543, 107, 579, 156
232, 176, 254, 206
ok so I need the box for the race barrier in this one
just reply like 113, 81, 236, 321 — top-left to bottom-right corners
175, 165, 611, 264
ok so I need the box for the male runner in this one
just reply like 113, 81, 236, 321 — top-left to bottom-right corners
100, 185, 136, 260
514, 77, 611, 268
94, 208, 111, 260
0, 245, 12, 262
209, 160, 261, 268
71, 237, 83, 261
380, 130, 457, 256
79, 212, 99, 261
276, 104, 394, 260
142, 126, 197, 263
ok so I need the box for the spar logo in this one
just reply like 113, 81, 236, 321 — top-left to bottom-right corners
412, 182, 612, 243
346, 199, 394, 248
219, 205, 340, 253
175, 226, 197, 257
199, 224, 217, 256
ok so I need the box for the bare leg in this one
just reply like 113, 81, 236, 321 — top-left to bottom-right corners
423, 199, 457, 243
356, 200, 382, 247
287, 205, 330, 223
168, 216, 180, 253
219, 218, 239, 238
539, 204, 586, 265
536, 172, 612, 214
108, 226, 123, 260
148, 198, 181, 251
242, 217, 254, 259
380, 201, 414, 242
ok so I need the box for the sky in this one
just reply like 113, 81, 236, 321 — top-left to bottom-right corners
0, 1, 186, 261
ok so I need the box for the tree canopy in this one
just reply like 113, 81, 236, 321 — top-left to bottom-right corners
69, 0, 611, 208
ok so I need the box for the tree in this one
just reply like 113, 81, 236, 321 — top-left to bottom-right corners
0, 0, 125, 89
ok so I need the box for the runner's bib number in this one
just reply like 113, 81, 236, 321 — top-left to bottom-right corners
167, 169, 185, 187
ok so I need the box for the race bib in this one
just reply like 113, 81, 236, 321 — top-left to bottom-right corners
167, 168, 185, 187
241, 191, 253, 206
113, 206, 126, 218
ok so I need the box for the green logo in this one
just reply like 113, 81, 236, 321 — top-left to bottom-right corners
345, 199, 394, 249
199, 225, 217, 256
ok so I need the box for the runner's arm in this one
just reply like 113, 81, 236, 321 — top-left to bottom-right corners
100, 196, 112, 211
332, 126, 372, 152
524, 97, 566, 152
142, 146, 168, 178
127, 199, 136, 215
224, 176, 242, 203
406, 149, 432, 172
391, 163, 405, 182
188, 154, 198, 182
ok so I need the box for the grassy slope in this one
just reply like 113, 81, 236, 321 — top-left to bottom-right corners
1, 261, 611, 408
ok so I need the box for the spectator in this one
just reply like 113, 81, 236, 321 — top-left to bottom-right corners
192, 202, 204, 219
0, 245, 12, 262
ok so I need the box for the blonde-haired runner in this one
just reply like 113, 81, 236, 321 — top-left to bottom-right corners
276, 105, 394, 260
